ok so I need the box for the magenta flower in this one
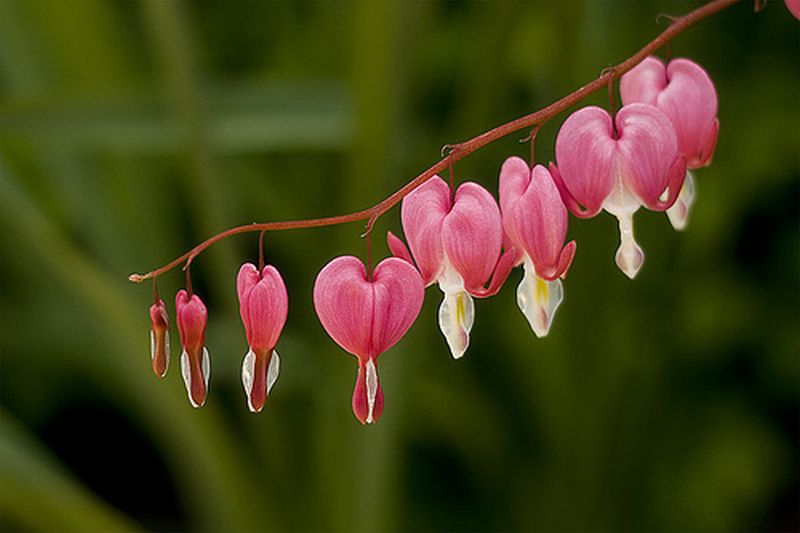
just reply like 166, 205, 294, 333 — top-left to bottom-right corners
499, 157, 576, 337
387, 177, 515, 358
237, 263, 288, 413
148, 299, 170, 378
552, 103, 686, 279
620, 56, 719, 229
175, 290, 210, 408
313, 256, 424, 425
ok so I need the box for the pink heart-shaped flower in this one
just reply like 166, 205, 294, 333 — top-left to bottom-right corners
313, 256, 424, 424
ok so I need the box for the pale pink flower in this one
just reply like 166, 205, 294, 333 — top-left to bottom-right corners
387, 177, 515, 358
237, 263, 288, 413
499, 157, 576, 336
149, 299, 170, 378
313, 256, 424, 425
175, 290, 210, 408
552, 103, 686, 279
620, 56, 719, 229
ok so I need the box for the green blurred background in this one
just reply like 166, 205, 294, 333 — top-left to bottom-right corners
1, 0, 797, 531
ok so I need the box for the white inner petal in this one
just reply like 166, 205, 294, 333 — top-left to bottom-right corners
365, 358, 378, 424
437, 284, 475, 360
267, 349, 280, 394
149, 330, 155, 362
201, 346, 211, 388
241, 349, 255, 398
516, 257, 564, 338
666, 170, 696, 231
613, 213, 644, 280
164, 331, 170, 369
180, 350, 197, 407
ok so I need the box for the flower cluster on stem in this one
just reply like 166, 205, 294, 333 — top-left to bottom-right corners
128, 0, 782, 423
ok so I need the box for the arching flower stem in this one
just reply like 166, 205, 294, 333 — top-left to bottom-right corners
128, 0, 738, 285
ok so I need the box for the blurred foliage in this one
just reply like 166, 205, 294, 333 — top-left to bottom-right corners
0, 0, 798, 531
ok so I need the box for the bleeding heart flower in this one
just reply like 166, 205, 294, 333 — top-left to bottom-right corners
175, 290, 210, 408
386, 177, 516, 359
237, 263, 288, 413
620, 56, 719, 229
149, 299, 170, 378
499, 157, 576, 337
313, 256, 424, 425
552, 103, 686, 279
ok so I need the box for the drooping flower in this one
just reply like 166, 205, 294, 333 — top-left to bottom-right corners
620, 56, 719, 229
313, 256, 424, 425
237, 263, 288, 413
552, 103, 686, 279
386, 177, 515, 358
175, 290, 210, 408
498, 157, 576, 337
149, 299, 170, 378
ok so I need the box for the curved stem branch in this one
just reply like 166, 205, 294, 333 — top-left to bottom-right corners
129, 0, 738, 284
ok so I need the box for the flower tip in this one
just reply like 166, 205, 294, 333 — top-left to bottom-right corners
242, 349, 280, 413
180, 347, 210, 408
352, 358, 384, 425
615, 244, 644, 280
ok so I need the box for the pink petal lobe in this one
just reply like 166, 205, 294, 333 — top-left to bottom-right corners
619, 56, 667, 107
549, 163, 599, 218
503, 164, 570, 280
401, 176, 451, 285
615, 103, 679, 209
313, 256, 374, 358
658, 59, 718, 168
787, 0, 800, 19
442, 182, 502, 294
469, 246, 519, 298
555, 106, 616, 215
175, 290, 207, 350
369, 257, 426, 356
386, 231, 415, 266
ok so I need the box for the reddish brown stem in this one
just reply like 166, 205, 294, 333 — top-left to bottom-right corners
128, 0, 738, 284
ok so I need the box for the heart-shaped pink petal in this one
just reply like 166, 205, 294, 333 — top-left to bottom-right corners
313, 256, 424, 359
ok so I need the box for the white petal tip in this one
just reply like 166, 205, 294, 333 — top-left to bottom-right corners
517, 262, 564, 338
438, 289, 474, 360
365, 358, 378, 424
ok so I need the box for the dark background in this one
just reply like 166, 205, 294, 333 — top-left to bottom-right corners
1, 1, 798, 531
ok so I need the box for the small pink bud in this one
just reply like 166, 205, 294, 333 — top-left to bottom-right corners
313, 256, 424, 425
553, 103, 686, 279
237, 263, 288, 413
148, 299, 170, 378
175, 290, 210, 408
499, 157, 576, 337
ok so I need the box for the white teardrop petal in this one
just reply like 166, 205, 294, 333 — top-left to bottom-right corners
180, 350, 197, 407
365, 358, 378, 424
201, 346, 210, 388
164, 331, 170, 368
516, 259, 564, 338
241, 349, 255, 399
437, 289, 474, 359
666, 170, 696, 231
267, 349, 280, 395
149, 330, 155, 362
614, 213, 644, 279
